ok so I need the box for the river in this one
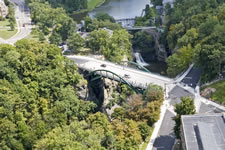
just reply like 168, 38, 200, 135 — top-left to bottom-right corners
85, 0, 168, 75
88, 0, 150, 19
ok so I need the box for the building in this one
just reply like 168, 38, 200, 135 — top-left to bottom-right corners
0, 0, 8, 17
181, 113, 225, 150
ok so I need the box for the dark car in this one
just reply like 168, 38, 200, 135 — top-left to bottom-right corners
100, 64, 106, 67
22, 24, 25, 27
124, 74, 130, 78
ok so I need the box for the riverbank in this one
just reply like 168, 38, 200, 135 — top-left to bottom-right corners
88, 0, 105, 10
72, 0, 106, 22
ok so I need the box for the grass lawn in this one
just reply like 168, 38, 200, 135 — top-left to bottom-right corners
0, 29, 17, 39
88, 0, 105, 10
0, 19, 17, 39
0, 20, 10, 26
202, 80, 225, 105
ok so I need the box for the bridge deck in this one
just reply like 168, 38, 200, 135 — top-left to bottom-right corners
67, 55, 172, 89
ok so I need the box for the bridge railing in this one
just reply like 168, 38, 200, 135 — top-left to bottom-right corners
69, 55, 172, 82
86, 69, 146, 93
115, 18, 135, 22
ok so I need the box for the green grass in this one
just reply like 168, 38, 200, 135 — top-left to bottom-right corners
88, 0, 105, 10
0, 20, 10, 26
0, 29, 17, 39
0, 19, 17, 39
140, 127, 154, 150
202, 80, 225, 105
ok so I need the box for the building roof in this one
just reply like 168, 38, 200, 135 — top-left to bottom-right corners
181, 113, 225, 150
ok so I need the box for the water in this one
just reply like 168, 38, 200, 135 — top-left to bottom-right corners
89, 0, 150, 19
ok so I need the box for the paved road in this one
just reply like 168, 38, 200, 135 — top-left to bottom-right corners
199, 102, 225, 113
181, 67, 202, 88
67, 55, 173, 89
153, 109, 176, 150
0, 0, 32, 44
168, 85, 195, 105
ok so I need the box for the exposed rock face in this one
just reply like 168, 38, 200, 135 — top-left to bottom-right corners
0, 0, 8, 17
200, 87, 216, 99
144, 29, 167, 62
102, 78, 118, 106
77, 69, 122, 117
76, 82, 87, 100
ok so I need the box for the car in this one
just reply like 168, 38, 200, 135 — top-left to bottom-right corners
124, 74, 130, 78
100, 64, 106, 67
22, 24, 25, 27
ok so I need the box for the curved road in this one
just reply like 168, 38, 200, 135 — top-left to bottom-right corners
0, 0, 32, 45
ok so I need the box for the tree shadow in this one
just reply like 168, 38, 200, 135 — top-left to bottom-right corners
153, 134, 176, 150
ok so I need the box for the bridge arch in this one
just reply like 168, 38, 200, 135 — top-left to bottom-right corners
86, 69, 143, 94
120, 61, 150, 73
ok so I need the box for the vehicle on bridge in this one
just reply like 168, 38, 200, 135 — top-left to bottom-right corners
124, 74, 130, 79
100, 64, 106, 68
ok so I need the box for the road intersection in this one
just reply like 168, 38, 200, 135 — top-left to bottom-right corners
0, 0, 32, 45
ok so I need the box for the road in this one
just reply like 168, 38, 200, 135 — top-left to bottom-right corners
0, 0, 32, 44
67, 55, 173, 89
181, 67, 202, 88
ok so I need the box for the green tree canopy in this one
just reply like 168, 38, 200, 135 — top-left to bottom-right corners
173, 96, 196, 138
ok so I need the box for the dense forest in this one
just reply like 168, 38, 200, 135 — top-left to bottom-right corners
164, 0, 225, 82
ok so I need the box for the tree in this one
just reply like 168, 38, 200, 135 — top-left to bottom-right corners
85, 19, 121, 32
144, 4, 156, 19
111, 108, 126, 121
167, 44, 193, 77
9, 19, 15, 31
0, 40, 96, 149
112, 119, 142, 150
34, 121, 106, 150
151, 0, 163, 6
143, 84, 164, 102
140, 101, 162, 126
173, 97, 196, 138
105, 29, 132, 62
132, 31, 155, 57
138, 122, 151, 141
87, 29, 110, 53
87, 29, 132, 63
177, 28, 198, 47
95, 12, 115, 23
28, 1, 77, 42
49, 29, 62, 45
67, 33, 85, 53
